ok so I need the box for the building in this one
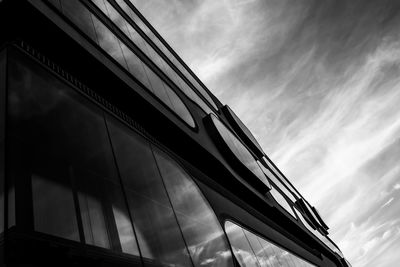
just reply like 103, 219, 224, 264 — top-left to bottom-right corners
0, 0, 352, 266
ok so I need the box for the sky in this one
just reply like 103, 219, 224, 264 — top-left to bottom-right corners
129, 1, 400, 266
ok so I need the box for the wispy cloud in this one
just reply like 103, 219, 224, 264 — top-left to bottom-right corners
132, 1, 400, 266
381, 197, 394, 209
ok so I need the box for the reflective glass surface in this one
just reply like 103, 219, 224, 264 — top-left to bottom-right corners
106, 116, 193, 266
262, 157, 301, 200
8, 51, 115, 237
301, 201, 328, 233
311, 206, 329, 230
269, 186, 297, 219
55, 0, 196, 127
154, 150, 234, 267
225, 221, 316, 267
7, 51, 138, 253
258, 162, 296, 203
8, 49, 233, 266
113, 0, 218, 112
295, 199, 320, 230
92, 0, 214, 115
61, 0, 98, 42
243, 229, 272, 266
209, 114, 270, 190
225, 221, 260, 267
223, 105, 264, 156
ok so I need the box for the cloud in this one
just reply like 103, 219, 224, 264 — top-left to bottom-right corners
380, 197, 394, 209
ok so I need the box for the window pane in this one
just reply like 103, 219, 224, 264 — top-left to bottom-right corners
144, 65, 174, 109
260, 162, 296, 203
225, 221, 260, 267
106, 116, 193, 266
60, 0, 97, 42
258, 238, 282, 267
154, 150, 234, 267
7, 51, 120, 243
32, 173, 79, 241
209, 115, 270, 190
119, 41, 152, 90
262, 157, 301, 201
269, 186, 296, 218
91, 14, 129, 69
243, 230, 272, 267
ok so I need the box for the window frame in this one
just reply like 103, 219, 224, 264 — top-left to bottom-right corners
0, 48, 6, 235
204, 113, 271, 194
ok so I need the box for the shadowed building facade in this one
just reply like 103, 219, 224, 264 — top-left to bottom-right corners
0, 1, 351, 266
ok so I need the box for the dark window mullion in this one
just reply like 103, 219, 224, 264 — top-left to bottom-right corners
1, 48, 7, 232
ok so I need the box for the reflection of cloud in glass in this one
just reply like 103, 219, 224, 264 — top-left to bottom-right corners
155, 150, 233, 267
226, 221, 315, 267
8, 62, 68, 119
111, 205, 139, 255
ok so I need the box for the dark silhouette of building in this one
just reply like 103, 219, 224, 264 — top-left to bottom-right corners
0, 0, 352, 266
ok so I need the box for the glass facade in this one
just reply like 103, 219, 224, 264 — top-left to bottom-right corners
6, 49, 234, 266
258, 161, 297, 203
154, 149, 233, 267
207, 114, 271, 191
225, 221, 316, 267
54, 0, 195, 127
93, 0, 216, 116
112, 0, 219, 111
262, 157, 301, 200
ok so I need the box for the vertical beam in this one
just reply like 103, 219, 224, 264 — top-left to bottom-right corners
0, 46, 7, 267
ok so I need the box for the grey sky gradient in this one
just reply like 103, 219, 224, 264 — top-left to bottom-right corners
130, 1, 400, 266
